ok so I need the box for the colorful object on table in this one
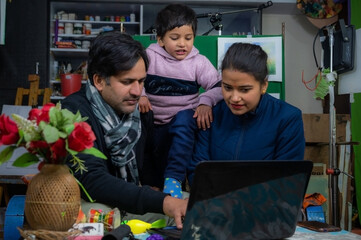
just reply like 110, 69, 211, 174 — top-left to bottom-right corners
4, 195, 25, 240
88, 208, 116, 232
303, 193, 327, 209
306, 205, 326, 222
126, 219, 166, 234
126, 219, 151, 234
146, 233, 165, 240
163, 177, 182, 199
296, 0, 343, 19
76, 207, 87, 224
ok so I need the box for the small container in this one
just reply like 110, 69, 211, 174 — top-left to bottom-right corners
60, 74, 82, 96
130, 13, 136, 22
73, 23, 82, 34
82, 40, 91, 49
64, 22, 73, 35
84, 23, 92, 35
58, 23, 65, 34
62, 13, 69, 20
68, 13, 76, 20
74, 40, 82, 48
95, 15, 100, 21
52, 61, 59, 81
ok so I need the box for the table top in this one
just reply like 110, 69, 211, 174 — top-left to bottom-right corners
132, 227, 361, 240
287, 226, 361, 240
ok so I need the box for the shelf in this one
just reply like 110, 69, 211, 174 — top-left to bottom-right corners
52, 19, 140, 25
50, 96, 65, 100
50, 48, 89, 57
50, 80, 87, 84
54, 33, 98, 39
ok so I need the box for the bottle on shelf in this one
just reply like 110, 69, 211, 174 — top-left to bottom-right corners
59, 62, 66, 76
66, 63, 72, 73
52, 61, 60, 81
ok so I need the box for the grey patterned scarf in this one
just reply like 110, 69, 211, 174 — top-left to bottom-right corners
85, 81, 141, 184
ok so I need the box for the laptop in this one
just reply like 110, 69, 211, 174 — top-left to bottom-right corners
152, 160, 313, 240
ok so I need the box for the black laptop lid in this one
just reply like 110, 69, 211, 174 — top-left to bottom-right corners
181, 160, 313, 240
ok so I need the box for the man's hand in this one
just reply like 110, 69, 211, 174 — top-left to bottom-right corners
138, 96, 152, 113
193, 105, 213, 130
163, 196, 188, 229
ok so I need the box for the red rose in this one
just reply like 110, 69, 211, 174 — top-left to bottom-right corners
50, 138, 67, 163
27, 140, 50, 157
28, 103, 55, 124
68, 122, 96, 152
0, 114, 20, 146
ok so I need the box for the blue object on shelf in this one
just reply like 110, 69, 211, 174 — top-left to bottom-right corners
4, 195, 25, 240
306, 205, 326, 223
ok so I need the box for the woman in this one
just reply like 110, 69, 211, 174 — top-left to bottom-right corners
188, 42, 305, 185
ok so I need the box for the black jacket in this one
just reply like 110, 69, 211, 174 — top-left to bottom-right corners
61, 86, 167, 214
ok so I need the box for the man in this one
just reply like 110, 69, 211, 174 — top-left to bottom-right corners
61, 31, 187, 229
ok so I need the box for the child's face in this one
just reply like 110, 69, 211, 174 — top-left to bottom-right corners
221, 69, 268, 115
157, 25, 194, 60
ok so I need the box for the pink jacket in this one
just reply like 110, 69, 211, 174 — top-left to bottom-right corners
143, 43, 222, 124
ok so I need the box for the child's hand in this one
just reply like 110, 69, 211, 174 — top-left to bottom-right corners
193, 105, 213, 130
138, 96, 152, 113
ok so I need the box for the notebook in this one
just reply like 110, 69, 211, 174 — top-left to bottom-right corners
152, 160, 313, 240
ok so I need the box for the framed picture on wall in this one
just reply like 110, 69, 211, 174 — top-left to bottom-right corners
217, 36, 283, 82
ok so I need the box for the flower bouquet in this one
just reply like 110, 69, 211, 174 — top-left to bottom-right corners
0, 102, 106, 172
0, 102, 106, 232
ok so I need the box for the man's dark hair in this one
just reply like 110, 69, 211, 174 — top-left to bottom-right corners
87, 31, 149, 84
221, 43, 269, 84
155, 4, 197, 38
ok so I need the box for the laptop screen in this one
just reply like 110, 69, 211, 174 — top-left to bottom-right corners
181, 160, 313, 240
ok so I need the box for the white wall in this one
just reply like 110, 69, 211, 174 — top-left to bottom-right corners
262, 13, 324, 114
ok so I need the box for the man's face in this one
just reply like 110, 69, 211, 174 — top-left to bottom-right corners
95, 58, 146, 115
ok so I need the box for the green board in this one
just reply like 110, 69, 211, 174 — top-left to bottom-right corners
133, 35, 284, 100
351, 0, 361, 225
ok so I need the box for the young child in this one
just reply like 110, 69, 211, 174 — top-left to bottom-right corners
139, 4, 222, 198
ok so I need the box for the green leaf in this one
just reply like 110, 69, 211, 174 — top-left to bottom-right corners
0, 146, 16, 165
61, 109, 77, 124
12, 153, 39, 167
49, 106, 58, 126
63, 124, 75, 135
81, 148, 107, 159
42, 124, 60, 143
151, 219, 167, 229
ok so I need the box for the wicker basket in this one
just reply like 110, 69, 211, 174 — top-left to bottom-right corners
24, 164, 81, 231
306, 15, 339, 29
18, 227, 82, 240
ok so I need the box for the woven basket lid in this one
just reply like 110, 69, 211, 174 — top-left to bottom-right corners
296, 0, 343, 28
306, 14, 339, 29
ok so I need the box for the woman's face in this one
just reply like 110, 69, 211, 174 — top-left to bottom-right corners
222, 69, 268, 116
